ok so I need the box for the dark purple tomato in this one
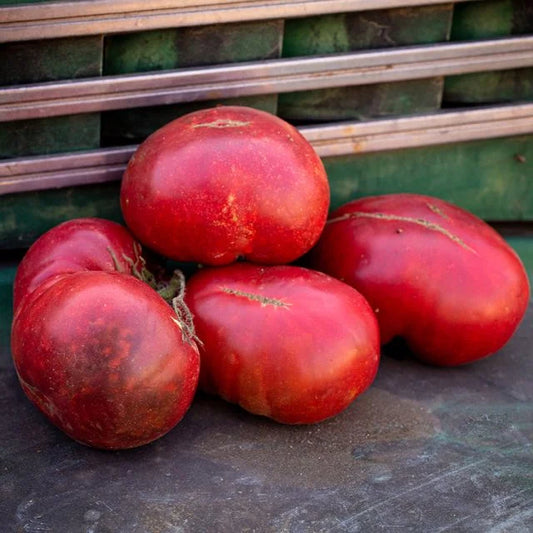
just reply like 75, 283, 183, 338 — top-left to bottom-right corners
12, 271, 200, 449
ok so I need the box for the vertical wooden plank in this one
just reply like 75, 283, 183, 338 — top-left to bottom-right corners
101, 20, 284, 145
278, 5, 453, 123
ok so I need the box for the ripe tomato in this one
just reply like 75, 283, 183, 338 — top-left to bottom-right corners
11, 271, 200, 450
13, 217, 143, 312
308, 193, 530, 366
184, 263, 380, 424
11, 218, 200, 449
120, 106, 330, 266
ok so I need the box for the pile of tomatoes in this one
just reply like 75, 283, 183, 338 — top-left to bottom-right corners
11, 106, 530, 449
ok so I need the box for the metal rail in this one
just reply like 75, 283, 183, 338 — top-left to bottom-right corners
1, 103, 532, 195
2, 36, 532, 122
0, 0, 474, 43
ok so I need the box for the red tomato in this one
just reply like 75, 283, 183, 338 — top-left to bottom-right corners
13, 217, 143, 312
308, 193, 530, 366
184, 263, 380, 424
11, 271, 200, 450
120, 106, 330, 266
11, 218, 200, 449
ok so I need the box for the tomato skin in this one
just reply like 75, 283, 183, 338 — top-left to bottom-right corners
13, 218, 142, 312
11, 271, 200, 450
308, 193, 530, 366
120, 106, 330, 266
184, 263, 380, 424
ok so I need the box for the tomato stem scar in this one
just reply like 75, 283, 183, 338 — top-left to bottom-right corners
168, 270, 202, 347
107, 246, 124, 273
221, 287, 291, 308
426, 203, 450, 220
327, 211, 477, 254
192, 119, 251, 129
108, 246, 201, 346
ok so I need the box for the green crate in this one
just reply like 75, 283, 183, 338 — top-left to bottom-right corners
101, 20, 283, 145
2, 134, 531, 250
0, 36, 103, 158
324, 135, 533, 220
0, 182, 123, 250
101, 95, 279, 147
278, 5, 453, 123
443, 0, 533, 106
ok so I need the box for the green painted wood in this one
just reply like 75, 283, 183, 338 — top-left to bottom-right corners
282, 5, 454, 56
449, 0, 532, 40
279, 5, 453, 123
104, 20, 283, 74
101, 20, 283, 145
1, 135, 531, 250
324, 134, 533, 220
443, 68, 533, 106
278, 78, 444, 124
0, 36, 103, 86
0, 257, 17, 359
443, 0, 533, 106
101, 94, 278, 147
0, 182, 123, 250
0, 114, 101, 159
0, 36, 103, 158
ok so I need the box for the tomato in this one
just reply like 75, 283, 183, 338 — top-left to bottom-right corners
120, 106, 330, 266
11, 271, 200, 450
11, 218, 200, 449
13, 217, 143, 312
308, 193, 530, 366
184, 263, 380, 424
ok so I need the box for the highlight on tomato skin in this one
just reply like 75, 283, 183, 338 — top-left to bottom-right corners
120, 105, 330, 266
307, 193, 530, 367
184, 262, 381, 425
12, 217, 144, 313
11, 271, 200, 450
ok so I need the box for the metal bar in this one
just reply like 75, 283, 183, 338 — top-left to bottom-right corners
1, 103, 532, 195
2, 37, 533, 122
0, 0, 473, 43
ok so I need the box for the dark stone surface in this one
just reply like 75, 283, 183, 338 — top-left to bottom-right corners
1, 267, 531, 532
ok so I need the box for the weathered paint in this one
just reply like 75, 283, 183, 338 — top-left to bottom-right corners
0, 114, 101, 159
0, 182, 123, 249
443, 0, 533, 105
101, 95, 279, 147
1, 135, 531, 250
101, 20, 283, 145
279, 5, 453, 122
324, 134, 533, 220
0, 35, 102, 158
